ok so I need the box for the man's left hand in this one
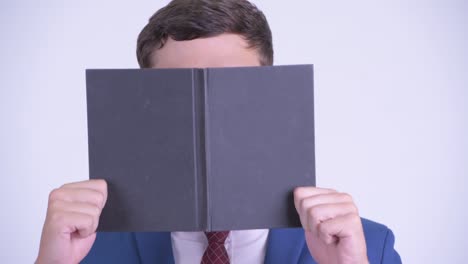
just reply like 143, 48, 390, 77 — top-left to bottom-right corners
294, 187, 369, 264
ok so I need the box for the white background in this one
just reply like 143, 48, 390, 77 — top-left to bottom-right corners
1, 0, 467, 263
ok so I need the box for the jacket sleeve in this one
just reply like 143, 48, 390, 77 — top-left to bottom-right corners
381, 229, 402, 264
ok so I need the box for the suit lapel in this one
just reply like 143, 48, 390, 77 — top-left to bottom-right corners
264, 228, 315, 264
134, 232, 175, 264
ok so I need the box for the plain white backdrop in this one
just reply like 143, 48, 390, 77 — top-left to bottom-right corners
1, 0, 467, 263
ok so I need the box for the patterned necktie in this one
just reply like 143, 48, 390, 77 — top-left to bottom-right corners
201, 231, 230, 264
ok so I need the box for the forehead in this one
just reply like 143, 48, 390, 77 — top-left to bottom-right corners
150, 33, 261, 68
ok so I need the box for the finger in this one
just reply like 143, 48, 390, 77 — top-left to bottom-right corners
298, 192, 354, 217
305, 202, 358, 233
61, 179, 107, 202
49, 188, 106, 209
48, 200, 101, 233
49, 200, 102, 219
296, 192, 354, 227
293, 186, 336, 212
293, 187, 337, 227
47, 211, 97, 238
317, 213, 363, 245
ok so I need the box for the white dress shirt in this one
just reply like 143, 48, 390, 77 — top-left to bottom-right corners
171, 229, 269, 264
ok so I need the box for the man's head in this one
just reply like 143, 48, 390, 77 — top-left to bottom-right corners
136, 0, 273, 69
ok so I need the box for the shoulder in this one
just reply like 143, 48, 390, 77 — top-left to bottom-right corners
361, 217, 391, 241
271, 218, 401, 264
361, 218, 402, 264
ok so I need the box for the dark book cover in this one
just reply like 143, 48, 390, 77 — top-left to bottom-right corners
86, 65, 315, 232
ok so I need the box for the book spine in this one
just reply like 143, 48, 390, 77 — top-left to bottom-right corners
193, 68, 209, 230
203, 68, 212, 231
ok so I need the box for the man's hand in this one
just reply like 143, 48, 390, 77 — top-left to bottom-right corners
294, 187, 368, 264
36, 179, 107, 264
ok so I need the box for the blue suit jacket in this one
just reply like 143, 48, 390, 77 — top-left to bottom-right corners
83, 218, 401, 263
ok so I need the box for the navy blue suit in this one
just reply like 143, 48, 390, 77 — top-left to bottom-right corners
82, 218, 401, 263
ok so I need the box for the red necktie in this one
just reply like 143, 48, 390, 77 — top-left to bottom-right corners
201, 231, 230, 264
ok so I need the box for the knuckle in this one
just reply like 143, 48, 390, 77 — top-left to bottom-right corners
88, 191, 105, 209
91, 204, 101, 216
96, 192, 106, 207
60, 182, 74, 189
102, 179, 108, 190
86, 214, 96, 230
341, 193, 353, 202
308, 206, 320, 219
317, 221, 328, 234
293, 187, 304, 199
87, 214, 94, 225
299, 198, 307, 212
349, 213, 361, 224
48, 199, 62, 211
299, 197, 314, 214
95, 179, 108, 192
48, 211, 64, 224
48, 188, 63, 202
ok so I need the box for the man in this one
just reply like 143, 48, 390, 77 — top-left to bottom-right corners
36, 0, 401, 263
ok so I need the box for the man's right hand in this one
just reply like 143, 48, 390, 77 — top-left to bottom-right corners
36, 179, 107, 264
